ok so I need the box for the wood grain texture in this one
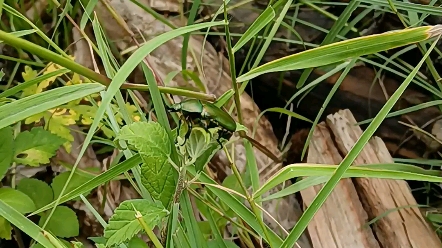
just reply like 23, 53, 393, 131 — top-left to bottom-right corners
326, 109, 441, 248
303, 123, 380, 248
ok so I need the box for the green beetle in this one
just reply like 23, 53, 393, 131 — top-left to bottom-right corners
167, 99, 237, 146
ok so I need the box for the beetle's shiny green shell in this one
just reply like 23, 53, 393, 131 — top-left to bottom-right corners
201, 102, 236, 132
177, 99, 204, 113
172, 99, 236, 132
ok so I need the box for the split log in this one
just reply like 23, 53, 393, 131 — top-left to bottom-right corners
302, 109, 441, 247
301, 122, 380, 248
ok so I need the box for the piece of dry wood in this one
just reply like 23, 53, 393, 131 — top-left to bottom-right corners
93, 0, 310, 245
326, 109, 441, 248
302, 123, 380, 248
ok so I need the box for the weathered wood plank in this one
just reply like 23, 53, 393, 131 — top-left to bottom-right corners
303, 122, 380, 248
326, 109, 441, 248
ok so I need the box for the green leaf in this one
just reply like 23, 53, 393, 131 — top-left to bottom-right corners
51, 171, 91, 200
0, 83, 105, 130
104, 199, 168, 247
38, 206, 79, 238
181, 127, 220, 173
0, 216, 12, 240
128, 236, 149, 248
0, 127, 14, 180
13, 127, 65, 166
0, 188, 36, 214
17, 178, 53, 209
237, 26, 438, 82
116, 122, 175, 208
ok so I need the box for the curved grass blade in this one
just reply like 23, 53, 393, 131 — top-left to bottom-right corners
237, 25, 440, 82
0, 83, 105, 130
259, 163, 441, 202
253, 163, 442, 199
0, 200, 60, 248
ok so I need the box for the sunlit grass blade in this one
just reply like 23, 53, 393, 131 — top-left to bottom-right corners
280, 31, 441, 248
0, 200, 61, 248
0, 83, 105, 130
237, 25, 441, 82
233, 6, 276, 52
29, 155, 142, 216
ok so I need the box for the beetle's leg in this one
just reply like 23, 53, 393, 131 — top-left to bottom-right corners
216, 136, 224, 148
176, 119, 182, 141
183, 117, 193, 144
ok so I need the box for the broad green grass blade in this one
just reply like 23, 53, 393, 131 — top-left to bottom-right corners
182, 0, 200, 72
181, 191, 207, 248
166, 203, 180, 248
29, 155, 142, 216
204, 204, 228, 248
233, 6, 276, 52
0, 29, 110, 84
0, 200, 60, 248
237, 25, 440, 82
280, 31, 441, 248
0, 83, 105, 130
0, 68, 70, 98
